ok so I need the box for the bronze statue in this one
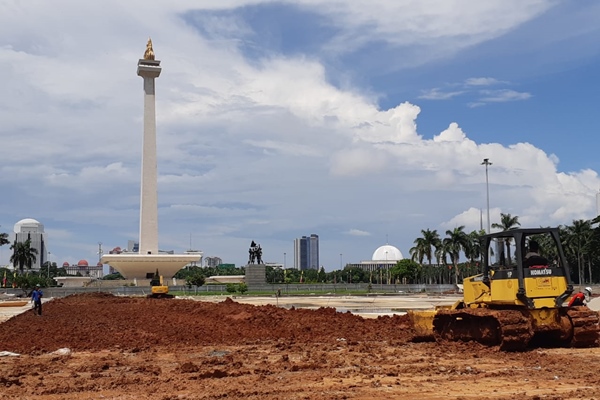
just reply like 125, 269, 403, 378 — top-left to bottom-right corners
248, 241, 263, 264
143, 38, 155, 60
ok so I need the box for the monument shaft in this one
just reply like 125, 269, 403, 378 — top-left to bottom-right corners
137, 58, 162, 255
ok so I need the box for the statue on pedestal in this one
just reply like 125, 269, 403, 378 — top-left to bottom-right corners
248, 241, 263, 264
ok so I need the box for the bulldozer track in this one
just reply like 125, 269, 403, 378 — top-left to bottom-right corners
494, 309, 533, 351
433, 308, 533, 351
567, 307, 600, 348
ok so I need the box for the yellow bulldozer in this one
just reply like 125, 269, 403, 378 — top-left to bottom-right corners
409, 227, 599, 351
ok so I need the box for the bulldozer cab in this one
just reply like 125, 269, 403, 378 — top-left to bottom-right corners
472, 228, 574, 309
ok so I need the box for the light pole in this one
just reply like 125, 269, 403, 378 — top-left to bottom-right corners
284, 252, 286, 269
482, 158, 493, 265
481, 158, 492, 234
47, 251, 51, 279
97, 242, 103, 264
385, 250, 388, 287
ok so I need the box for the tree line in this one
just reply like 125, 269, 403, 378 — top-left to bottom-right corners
3, 212, 600, 287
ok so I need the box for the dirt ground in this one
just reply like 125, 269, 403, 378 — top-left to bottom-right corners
0, 293, 599, 400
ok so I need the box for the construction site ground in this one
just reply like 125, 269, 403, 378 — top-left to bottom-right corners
0, 292, 599, 400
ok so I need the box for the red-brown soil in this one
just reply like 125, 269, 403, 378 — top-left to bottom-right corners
0, 293, 599, 399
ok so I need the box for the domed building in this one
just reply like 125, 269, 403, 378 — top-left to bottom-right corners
61, 259, 102, 278
345, 243, 404, 274
372, 245, 404, 262
12, 218, 48, 272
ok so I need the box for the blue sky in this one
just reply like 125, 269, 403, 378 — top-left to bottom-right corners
1, 0, 600, 272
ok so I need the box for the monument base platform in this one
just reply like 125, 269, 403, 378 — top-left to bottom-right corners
245, 264, 266, 289
101, 253, 201, 279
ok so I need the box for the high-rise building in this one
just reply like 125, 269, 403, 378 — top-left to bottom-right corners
13, 218, 47, 272
293, 234, 319, 270
204, 256, 223, 268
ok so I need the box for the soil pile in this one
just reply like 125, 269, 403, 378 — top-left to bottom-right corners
1, 293, 599, 400
0, 293, 415, 354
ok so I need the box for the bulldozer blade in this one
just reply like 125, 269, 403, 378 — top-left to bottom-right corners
408, 310, 436, 341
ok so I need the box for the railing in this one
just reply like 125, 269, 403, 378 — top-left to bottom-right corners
0, 283, 459, 298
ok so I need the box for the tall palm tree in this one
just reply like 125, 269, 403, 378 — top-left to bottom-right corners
9, 239, 38, 274
434, 241, 451, 283
565, 220, 593, 284
464, 230, 483, 269
409, 243, 425, 264
443, 226, 470, 284
411, 229, 441, 266
491, 213, 521, 264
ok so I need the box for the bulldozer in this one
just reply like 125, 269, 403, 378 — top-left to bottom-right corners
148, 271, 174, 299
409, 227, 600, 351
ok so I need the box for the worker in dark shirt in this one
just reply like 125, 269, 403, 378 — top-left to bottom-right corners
523, 240, 549, 268
568, 287, 592, 307
31, 284, 43, 316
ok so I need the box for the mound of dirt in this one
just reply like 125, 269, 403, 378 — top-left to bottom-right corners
1, 293, 600, 400
0, 293, 416, 354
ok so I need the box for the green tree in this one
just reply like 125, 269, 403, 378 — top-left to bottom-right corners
464, 229, 485, 269
237, 283, 248, 294
443, 226, 470, 284
10, 239, 38, 274
317, 266, 326, 283
491, 213, 520, 264
185, 272, 206, 287
565, 219, 593, 284
412, 229, 441, 266
226, 284, 236, 293
390, 259, 420, 283
0, 232, 9, 247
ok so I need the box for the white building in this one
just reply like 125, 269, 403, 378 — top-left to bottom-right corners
346, 244, 404, 272
12, 218, 48, 272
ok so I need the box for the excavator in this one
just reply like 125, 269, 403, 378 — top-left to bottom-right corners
148, 270, 174, 299
409, 227, 600, 351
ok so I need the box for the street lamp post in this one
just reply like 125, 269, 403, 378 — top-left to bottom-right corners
47, 251, 51, 279
481, 158, 492, 234
482, 158, 493, 265
340, 253, 343, 270
284, 252, 286, 269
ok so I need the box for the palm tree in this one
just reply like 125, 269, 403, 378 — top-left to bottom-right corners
409, 243, 425, 264
9, 239, 38, 274
411, 229, 441, 266
565, 220, 593, 284
464, 230, 484, 270
0, 232, 9, 247
491, 213, 520, 264
443, 226, 470, 284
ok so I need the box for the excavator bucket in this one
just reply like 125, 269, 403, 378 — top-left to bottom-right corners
408, 310, 436, 341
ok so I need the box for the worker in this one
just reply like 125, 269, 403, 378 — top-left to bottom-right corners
31, 284, 43, 316
523, 240, 549, 268
568, 287, 592, 307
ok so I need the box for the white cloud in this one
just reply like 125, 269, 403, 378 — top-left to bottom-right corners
418, 89, 465, 100
478, 89, 532, 102
464, 77, 504, 86
0, 0, 596, 271
346, 229, 371, 236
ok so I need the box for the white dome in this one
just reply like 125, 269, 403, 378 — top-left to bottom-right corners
372, 245, 403, 261
14, 218, 43, 233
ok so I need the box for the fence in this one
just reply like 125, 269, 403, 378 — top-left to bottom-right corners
1, 283, 459, 298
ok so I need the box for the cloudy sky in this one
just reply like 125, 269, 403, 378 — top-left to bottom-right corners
1, 0, 600, 271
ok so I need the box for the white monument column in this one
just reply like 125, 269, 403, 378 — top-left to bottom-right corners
101, 39, 202, 279
137, 38, 161, 255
